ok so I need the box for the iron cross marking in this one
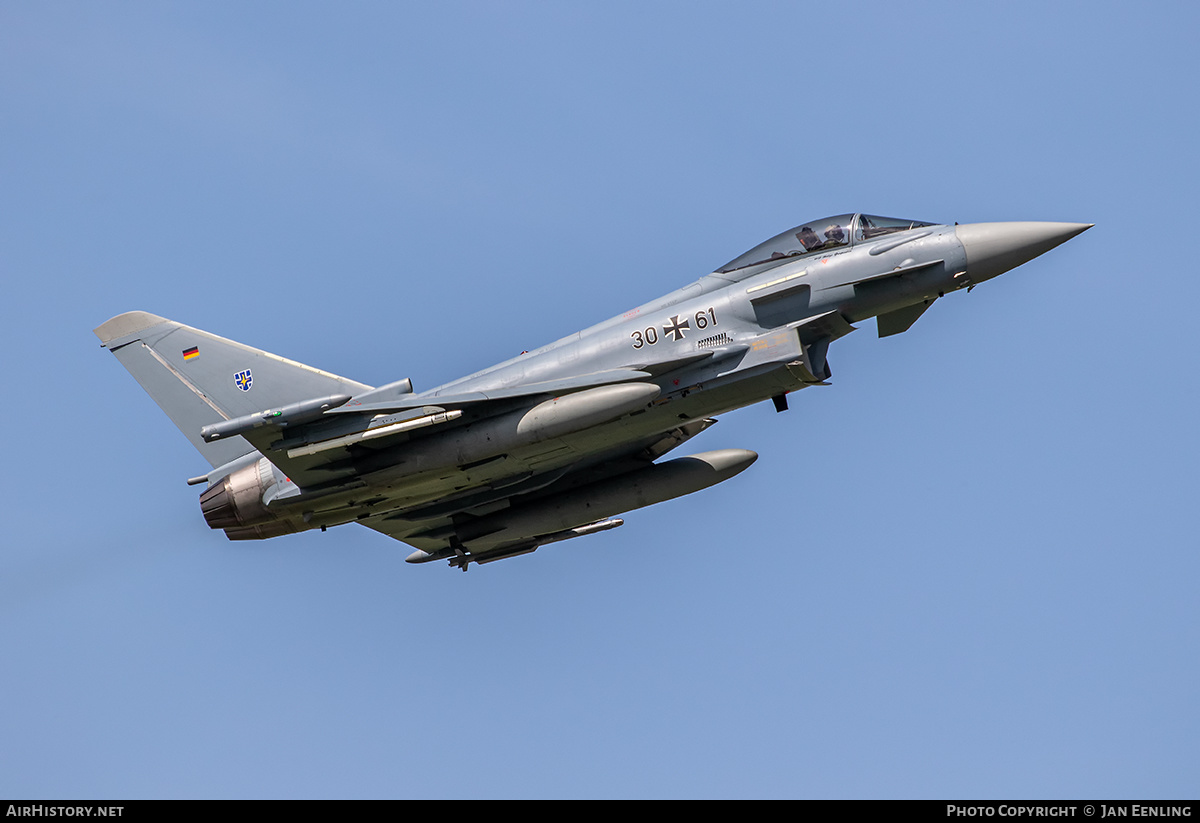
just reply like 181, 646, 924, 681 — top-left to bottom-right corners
663, 315, 690, 342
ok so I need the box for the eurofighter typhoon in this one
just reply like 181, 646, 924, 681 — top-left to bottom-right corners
96, 214, 1090, 570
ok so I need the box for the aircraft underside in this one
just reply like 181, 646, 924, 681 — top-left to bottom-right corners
213, 360, 813, 569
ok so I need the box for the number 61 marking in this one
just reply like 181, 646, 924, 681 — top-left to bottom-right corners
631, 308, 717, 349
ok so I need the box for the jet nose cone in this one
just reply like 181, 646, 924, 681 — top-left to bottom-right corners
956, 221, 1092, 284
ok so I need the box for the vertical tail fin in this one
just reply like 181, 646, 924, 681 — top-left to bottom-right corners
95, 311, 373, 468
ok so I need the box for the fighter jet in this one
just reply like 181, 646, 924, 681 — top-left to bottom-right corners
95, 214, 1090, 570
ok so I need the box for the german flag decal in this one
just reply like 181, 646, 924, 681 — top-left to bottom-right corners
182, 346, 199, 360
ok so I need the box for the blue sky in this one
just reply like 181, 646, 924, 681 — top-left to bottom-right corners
2, 1, 1197, 799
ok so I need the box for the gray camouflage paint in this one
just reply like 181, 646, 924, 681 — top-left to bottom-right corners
95, 215, 1090, 570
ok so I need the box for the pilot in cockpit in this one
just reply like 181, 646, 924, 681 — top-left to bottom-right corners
822, 223, 846, 248
796, 226, 822, 251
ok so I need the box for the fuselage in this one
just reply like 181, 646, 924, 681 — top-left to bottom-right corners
279, 219, 927, 517
273, 215, 1089, 534
426, 215, 968, 402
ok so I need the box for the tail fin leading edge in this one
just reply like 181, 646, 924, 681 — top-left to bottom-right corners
95, 311, 373, 468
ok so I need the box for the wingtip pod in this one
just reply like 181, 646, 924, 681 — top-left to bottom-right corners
955, 221, 1092, 284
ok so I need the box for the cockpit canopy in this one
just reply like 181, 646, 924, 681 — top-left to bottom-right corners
717, 213, 936, 274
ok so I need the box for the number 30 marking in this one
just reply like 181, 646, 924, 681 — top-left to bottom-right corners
631, 308, 718, 349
